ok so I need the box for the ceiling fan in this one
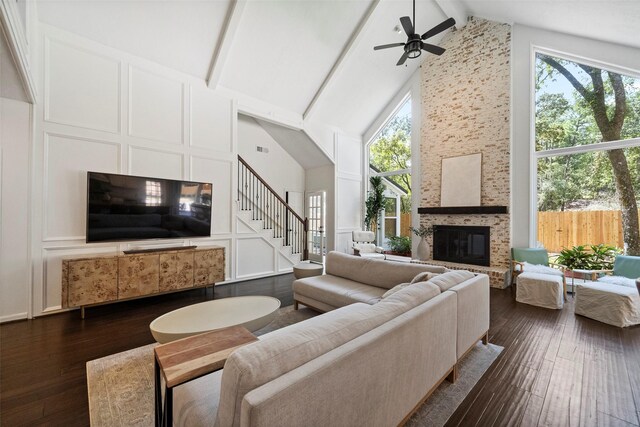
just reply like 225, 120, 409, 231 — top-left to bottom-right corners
373, 0, 456, 66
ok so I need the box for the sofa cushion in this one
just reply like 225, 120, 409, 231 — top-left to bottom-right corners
325, 251, 447, 289
381, 282, 411, 299
377, 281, 441, 310
293, 275, 385, 307
216, 302, 396, 427
426, 270, 476, 292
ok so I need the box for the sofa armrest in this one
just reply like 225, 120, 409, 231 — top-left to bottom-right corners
449, 274, 490, 360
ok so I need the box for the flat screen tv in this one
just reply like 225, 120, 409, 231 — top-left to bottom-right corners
86, 172, 212, 243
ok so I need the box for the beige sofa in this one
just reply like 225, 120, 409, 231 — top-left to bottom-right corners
294, 251, 490, 360
173, 252, 490, 426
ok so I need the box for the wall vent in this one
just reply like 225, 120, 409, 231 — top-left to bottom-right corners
256, 146, 269, 153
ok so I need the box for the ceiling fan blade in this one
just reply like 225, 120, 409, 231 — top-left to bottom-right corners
373, 42, 405, 51
400, 16, 414, 36
420, 42, 446, 56
421, 42, 446, 55
396, 51, 409, 66
421, 17, 456, 40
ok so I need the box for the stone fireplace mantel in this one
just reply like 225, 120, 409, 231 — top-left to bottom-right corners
418, 206, 508, 215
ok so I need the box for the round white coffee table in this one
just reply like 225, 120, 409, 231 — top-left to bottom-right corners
149, 296, 281, 343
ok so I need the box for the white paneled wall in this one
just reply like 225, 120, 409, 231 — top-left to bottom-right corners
335, 133, 362, 253
0, 98, 31, 322
26, 24, 307, 318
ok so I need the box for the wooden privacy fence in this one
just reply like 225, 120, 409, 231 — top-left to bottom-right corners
400, 213, 411, 237
537, 209, 640, 252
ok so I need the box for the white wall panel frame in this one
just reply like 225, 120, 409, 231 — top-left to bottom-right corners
189, 85, 234, 154
42, 132, 121, 241
127, 65, 185, 145
336, 175, 362, 231
127, 145, 184, 180
44, 37, 122, 134
235, 235, 276, 279
189, 154, 234, 234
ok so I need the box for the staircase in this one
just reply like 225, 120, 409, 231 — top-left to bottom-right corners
237, 156, 308, 263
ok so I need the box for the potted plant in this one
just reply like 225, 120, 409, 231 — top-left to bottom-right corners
556, 244, 621, 274
387, 235, 412, 256
364, 176, 385, 243
409, 225, 433, 261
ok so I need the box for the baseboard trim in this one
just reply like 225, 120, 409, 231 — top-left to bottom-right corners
0, 312, 28, 323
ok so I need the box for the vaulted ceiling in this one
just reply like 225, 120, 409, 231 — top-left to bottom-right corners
36, 0, 640, 137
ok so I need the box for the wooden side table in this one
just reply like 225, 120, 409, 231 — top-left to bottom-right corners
154, 325, 258, 427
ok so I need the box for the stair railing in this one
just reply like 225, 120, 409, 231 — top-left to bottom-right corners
238, 156, 308, 260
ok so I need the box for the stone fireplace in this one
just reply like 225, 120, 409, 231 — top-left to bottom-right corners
433, 225, 491, 267
417, 18, 512, 288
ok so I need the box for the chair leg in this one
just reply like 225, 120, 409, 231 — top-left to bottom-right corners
482, 331, 489, 345
562, 276, 568, 302
293, 300, 299, 310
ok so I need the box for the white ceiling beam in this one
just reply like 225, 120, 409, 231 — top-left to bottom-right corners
303, 0, 383, 121
433, 0, 468, 30
206, 0, 246, 89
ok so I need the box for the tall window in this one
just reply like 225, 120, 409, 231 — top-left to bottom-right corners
145, 180, 162, 206
368, 97, 412, 248
535, 52, 640, 254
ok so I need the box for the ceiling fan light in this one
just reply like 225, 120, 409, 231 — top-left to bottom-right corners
408, 49, 421, 59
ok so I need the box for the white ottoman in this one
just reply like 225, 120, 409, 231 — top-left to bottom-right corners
575, 281, 640, 327
293, 262, 324, 279
516, 272, 564, 309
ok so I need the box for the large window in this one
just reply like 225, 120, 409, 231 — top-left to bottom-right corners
535, 52, 640, 254
368, 97, 412, 249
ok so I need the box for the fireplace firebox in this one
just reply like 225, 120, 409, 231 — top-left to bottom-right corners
432, 225, 490, 267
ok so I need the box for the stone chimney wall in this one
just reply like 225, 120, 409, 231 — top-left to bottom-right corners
420, 17, 512, 269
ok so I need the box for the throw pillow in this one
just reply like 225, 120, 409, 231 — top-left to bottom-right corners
382, 282, 411, 298
598, 275, 637, 288
410, 271, 438, 284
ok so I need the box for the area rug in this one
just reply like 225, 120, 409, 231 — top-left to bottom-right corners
87, 306, 502, 426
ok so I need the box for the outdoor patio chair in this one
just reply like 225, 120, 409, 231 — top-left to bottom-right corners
511, 248, 567, 304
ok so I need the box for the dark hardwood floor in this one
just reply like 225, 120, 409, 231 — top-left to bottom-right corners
1, 276, 639, 426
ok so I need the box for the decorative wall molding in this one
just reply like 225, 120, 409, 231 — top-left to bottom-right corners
127, 65, 185, 145
42, 132, 121, 241
44, 37, 122, 134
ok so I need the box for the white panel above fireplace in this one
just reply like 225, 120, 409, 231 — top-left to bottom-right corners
440, 153, 481, 207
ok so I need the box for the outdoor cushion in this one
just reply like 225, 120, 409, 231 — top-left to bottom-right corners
613, 255, 640, 279
519, 262, 564, 277
512, 248, 550, 266
598, 275, 637, 288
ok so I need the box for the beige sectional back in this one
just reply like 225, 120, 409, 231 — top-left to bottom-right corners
215, 281, 443, 427
240, 291, 457, 427
326, 251, 447, 289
